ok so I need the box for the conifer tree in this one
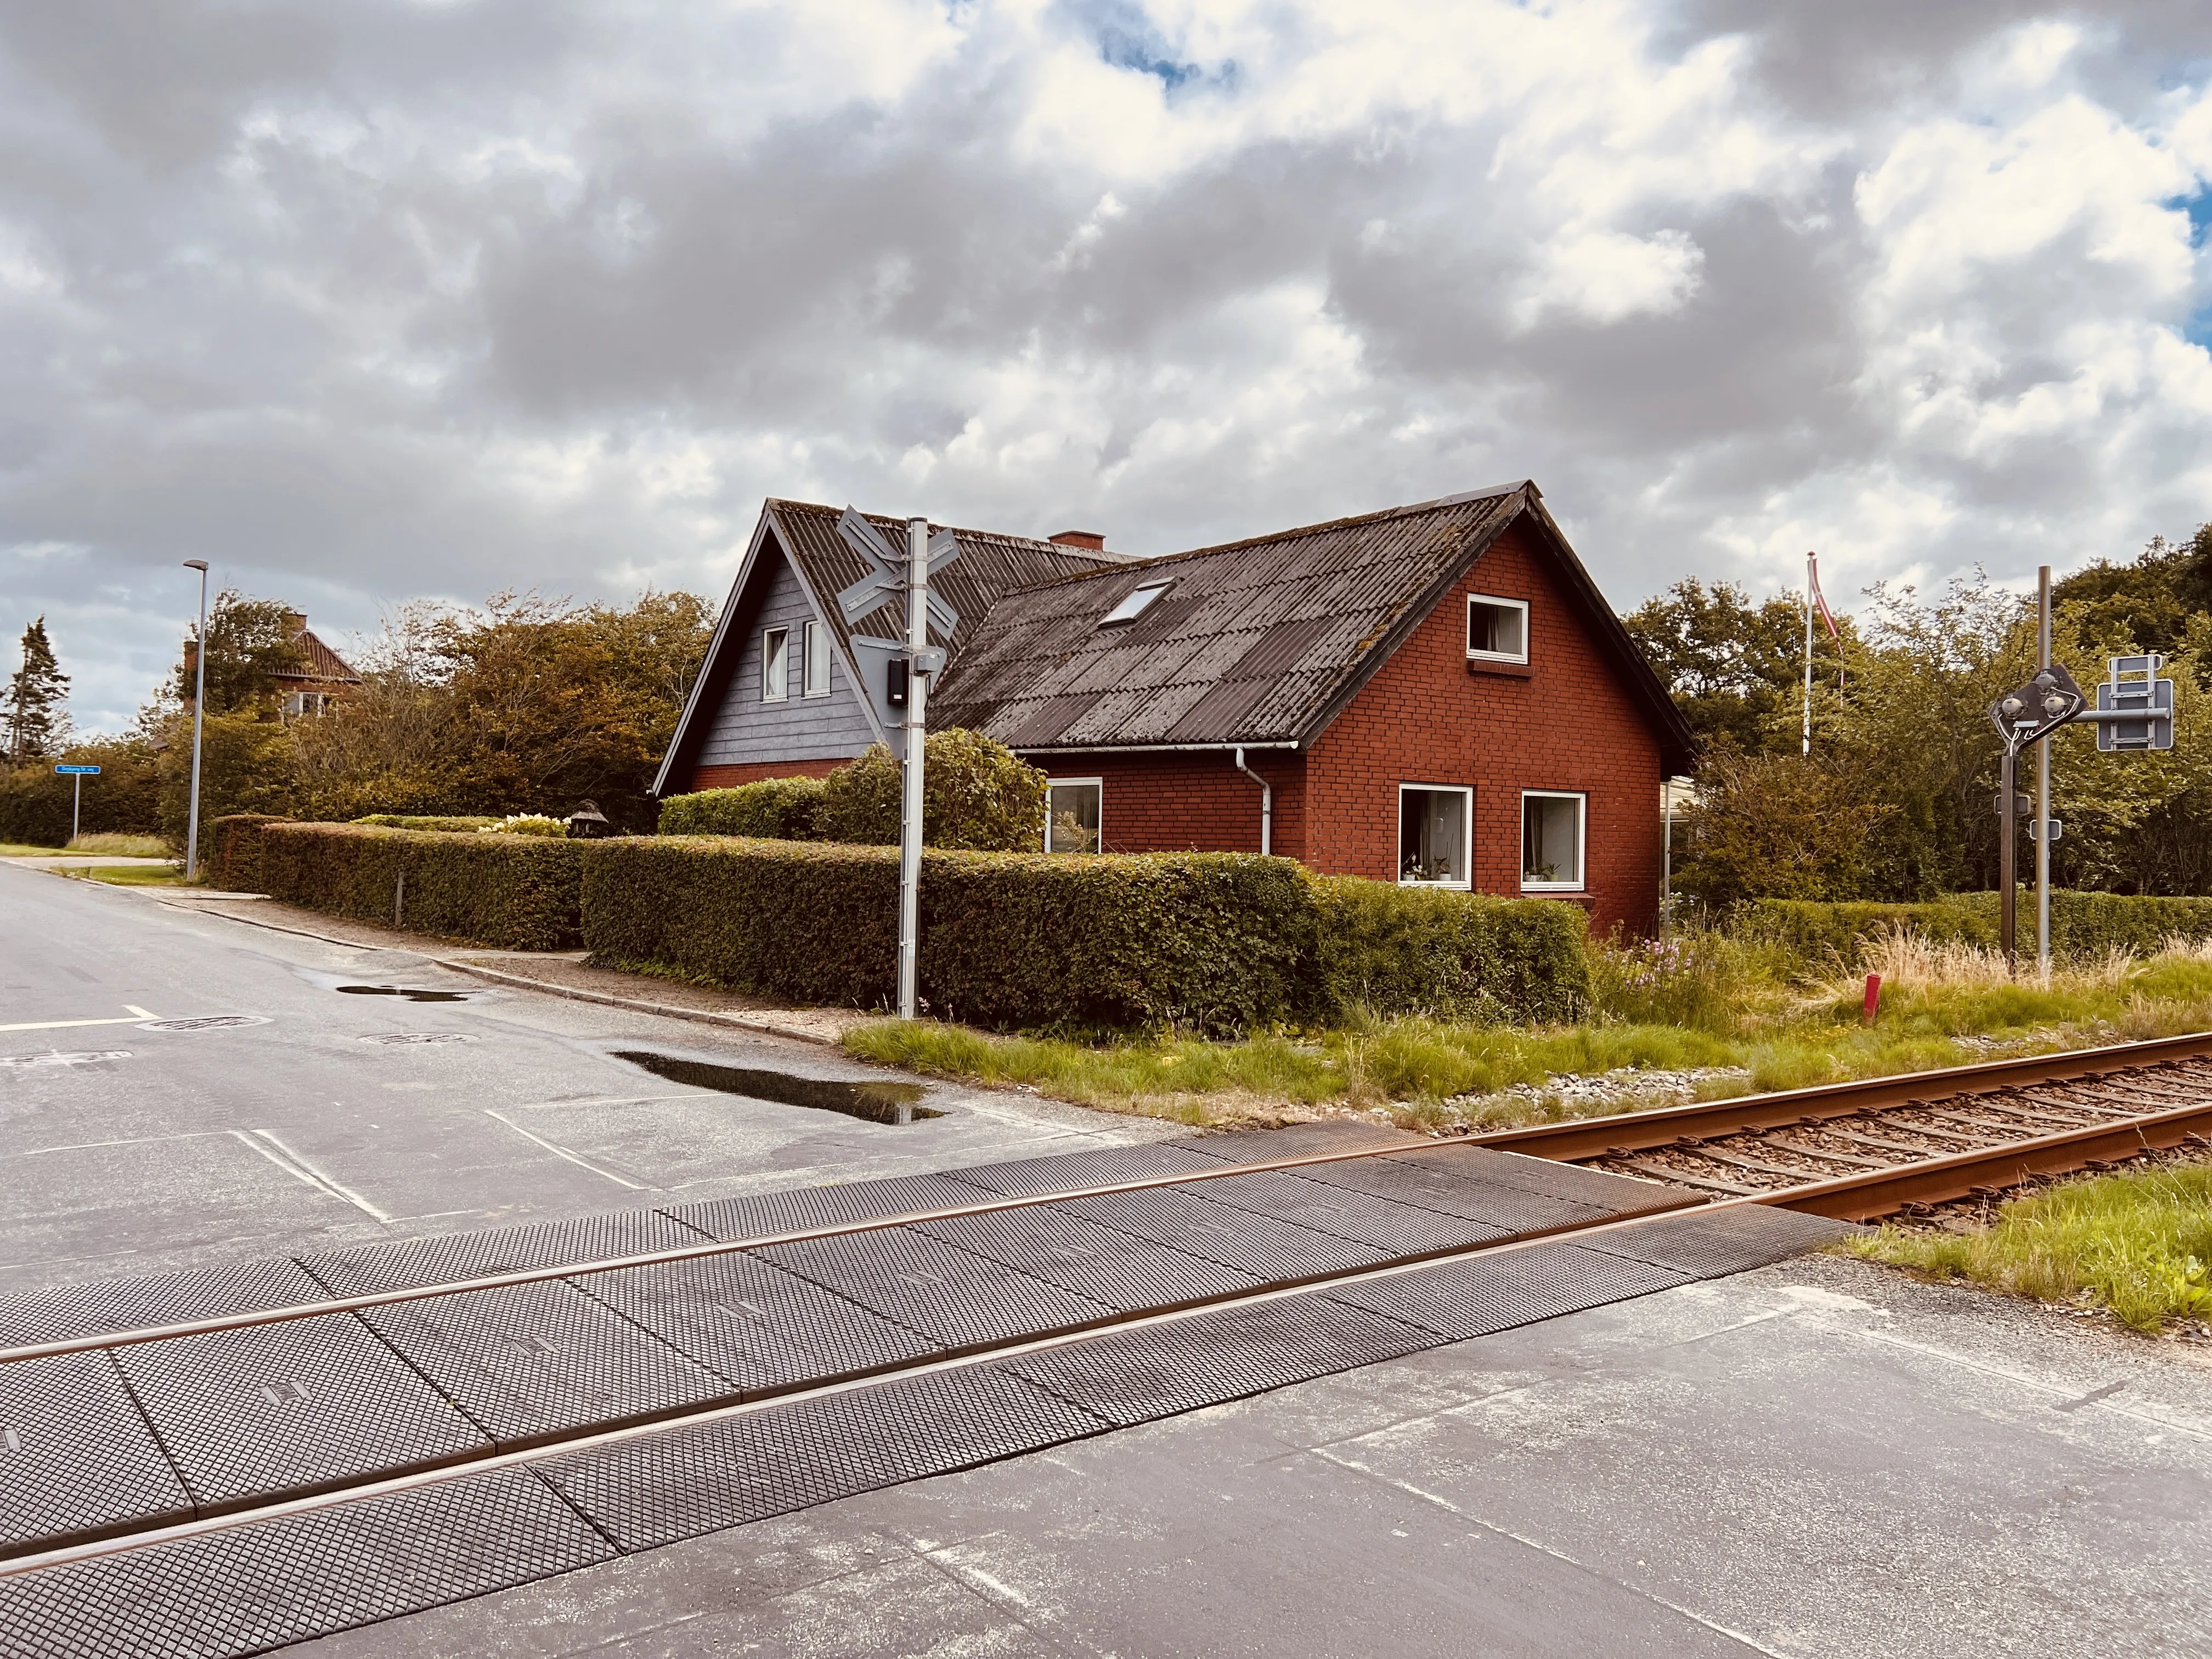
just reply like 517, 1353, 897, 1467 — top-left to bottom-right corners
4, 617, 69, 761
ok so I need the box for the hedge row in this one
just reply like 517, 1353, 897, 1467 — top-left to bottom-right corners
656, 779, 825, 839
352, 814, 501, 832
209, 816, 1593, 1029
1736, 892, 2212, 964
214, 816, 584, 949
582, 836, 1587, 1032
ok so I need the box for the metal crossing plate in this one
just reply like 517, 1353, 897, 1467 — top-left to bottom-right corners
941, 1142, 1232, 1198
1325, 1243, 1693, 1341
1577, 1205, 1857, 1277
667, 1170, 998, 1242
1054, 1186, 1393, 1281
301, 1208, 708, 1296
915, 1205, 1263, 1311
1289, 1156, 1620, 1233
586, 1251, 940, 1395
1169, 1121, 1424, 1160
1397, 1144, 1684, 1212
0, 1467, 612, 1659
754, 1228, 1115, 1350
360, 1278, 729, 1448
113, 1312, 487, 1510
538, 1365, 1109, 1553
1175, 1170, 1510, 1255
0, 1257, 330, 1347
0, 1351, 190, 1557
1006, 1295, 1434, 1426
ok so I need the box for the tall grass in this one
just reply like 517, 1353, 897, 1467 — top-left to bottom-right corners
65, 833, 169, 857
1846, 1163, 2212, 1331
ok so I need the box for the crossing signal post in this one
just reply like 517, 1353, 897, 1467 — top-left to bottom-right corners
836, 507, 961, 1022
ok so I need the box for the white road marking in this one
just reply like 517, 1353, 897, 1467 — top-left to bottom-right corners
248, 1129, 395, 1224
482, 1109, 653, 1190
0, 1009, 163, 1032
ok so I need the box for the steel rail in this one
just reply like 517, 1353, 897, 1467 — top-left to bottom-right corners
1463, 1029, 2212, 1163
0, 1136, 1593, 1367
0, 1191, 1733, 1581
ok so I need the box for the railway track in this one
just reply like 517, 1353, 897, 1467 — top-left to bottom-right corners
3, 1034, 2210, 1657
1471, 1029, 2212, 1218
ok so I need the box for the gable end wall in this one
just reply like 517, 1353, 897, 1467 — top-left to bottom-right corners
687, 549, 878, 785
1305, 520, 1662, 935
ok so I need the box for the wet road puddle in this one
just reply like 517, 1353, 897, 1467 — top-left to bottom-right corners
337, 985, 472, 1003
611, 1051, 942, 1125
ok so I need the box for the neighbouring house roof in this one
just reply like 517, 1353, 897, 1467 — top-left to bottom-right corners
929, 481, 1696, 772
653, 499, 1128, 793
272, 627, 362, 687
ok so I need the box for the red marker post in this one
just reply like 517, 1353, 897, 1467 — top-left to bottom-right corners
1863, 974, 1881, 1023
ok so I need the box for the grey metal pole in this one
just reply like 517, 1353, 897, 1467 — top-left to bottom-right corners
2036, 566, 2052, 974
71, 774, 81, 844
1802, 553, 1813, 758
1999, 743, 2017, 973
896, 517, 928, 1020
182, 560, 210, 882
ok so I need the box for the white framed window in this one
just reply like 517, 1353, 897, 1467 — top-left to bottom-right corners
1467, 594, 1529, 663
1046, 778, 1103, 853
1398, 784, 1471, 887
761, 627, 789, 703
1101, 579, 1174, 627
802, 619, 831, 698
1521, 791, 1585, 890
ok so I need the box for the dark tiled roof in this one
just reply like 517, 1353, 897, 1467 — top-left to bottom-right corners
931, 486, 1535, 749
766, 499, 1125, 660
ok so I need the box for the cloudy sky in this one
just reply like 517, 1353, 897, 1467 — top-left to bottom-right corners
3, 1, 2210, 731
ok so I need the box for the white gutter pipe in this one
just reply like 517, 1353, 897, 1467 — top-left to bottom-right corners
1233, 746, 1272, 857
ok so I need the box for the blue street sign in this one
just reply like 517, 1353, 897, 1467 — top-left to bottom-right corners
53, 765, 99, 775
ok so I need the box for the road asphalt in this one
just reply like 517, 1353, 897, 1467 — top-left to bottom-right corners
2, 865, 2207, 1657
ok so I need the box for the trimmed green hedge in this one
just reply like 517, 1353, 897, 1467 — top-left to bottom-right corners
352, 814, 501, 832
249, 823, 585, 949
206, 813, 290, 891
1737, 891, 2212, 964
657, 778, 827, 839
583, 837, 1586, 1033
1307, 874, 1590, 1024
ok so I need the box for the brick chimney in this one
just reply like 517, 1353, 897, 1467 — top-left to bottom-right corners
283, 611, 307, 637
1049, 530, 1106, 551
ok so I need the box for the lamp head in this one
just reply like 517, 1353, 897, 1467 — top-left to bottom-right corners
182, 559, 208, 572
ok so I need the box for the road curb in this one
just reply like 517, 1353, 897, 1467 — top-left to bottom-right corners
431, 956, 838, 1047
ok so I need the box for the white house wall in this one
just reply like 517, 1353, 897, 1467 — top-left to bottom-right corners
696, 549, 878, 769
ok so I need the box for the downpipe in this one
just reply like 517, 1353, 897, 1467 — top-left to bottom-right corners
1233, 746, 1272, 856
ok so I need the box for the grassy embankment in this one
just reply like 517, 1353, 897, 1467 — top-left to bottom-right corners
1846, 1165, 2212, 1333
846, 929, 2212, 1129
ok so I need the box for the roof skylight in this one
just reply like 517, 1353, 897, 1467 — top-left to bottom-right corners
1101, 579, 1173, 626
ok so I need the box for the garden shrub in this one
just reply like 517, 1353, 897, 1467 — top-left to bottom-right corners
250, 822, 584, 949
813, 731, 1048, 851
1738, 891, 2212, 967
1303, 875, 1590, 1025
0, 742, 164, 848
657, 777, 828, 840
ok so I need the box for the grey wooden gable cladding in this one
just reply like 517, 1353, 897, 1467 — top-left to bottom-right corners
696, 548, 879, 770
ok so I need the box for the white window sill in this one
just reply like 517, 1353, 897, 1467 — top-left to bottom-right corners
1520, 883, 1585, 894
1466, 651, 1529, 665
1400, 878, 1471, 890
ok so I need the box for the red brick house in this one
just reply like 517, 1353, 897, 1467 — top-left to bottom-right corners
656, 483, 1693, 933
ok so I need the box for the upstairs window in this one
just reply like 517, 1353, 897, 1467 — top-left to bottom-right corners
1047, 779, 1102, 853
761, 627, 789, 703
1467, 595, 1529, 663
1398, 785, 1471, 887
1521, 791, 1584, 889
802, 620, 831, 698
1101, 579, 1174, 627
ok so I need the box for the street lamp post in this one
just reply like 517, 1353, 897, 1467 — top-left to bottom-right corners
182, 560, 210, 881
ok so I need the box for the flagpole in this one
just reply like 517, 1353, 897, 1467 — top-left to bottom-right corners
1802, 552, 1814, 758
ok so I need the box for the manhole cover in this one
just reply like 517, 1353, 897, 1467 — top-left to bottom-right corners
0, 1051, 130, 1069
136, 1015, 272, 1032
358, 1032, 479, 1046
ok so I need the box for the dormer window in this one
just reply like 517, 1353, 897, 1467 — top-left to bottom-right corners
1101, 579, 1174, 627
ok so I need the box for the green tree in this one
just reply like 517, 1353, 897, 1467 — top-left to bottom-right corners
168, 591, 309, 717
1623, 578, 1839, 754
5, 617, 70, 760
815, 730, 1049, 850
1672, 746, 1899, 906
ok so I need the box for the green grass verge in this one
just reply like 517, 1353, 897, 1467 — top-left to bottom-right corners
57, 864, 189, 887
1842, 1162, 2212, 1333
0, 843, 67, 857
